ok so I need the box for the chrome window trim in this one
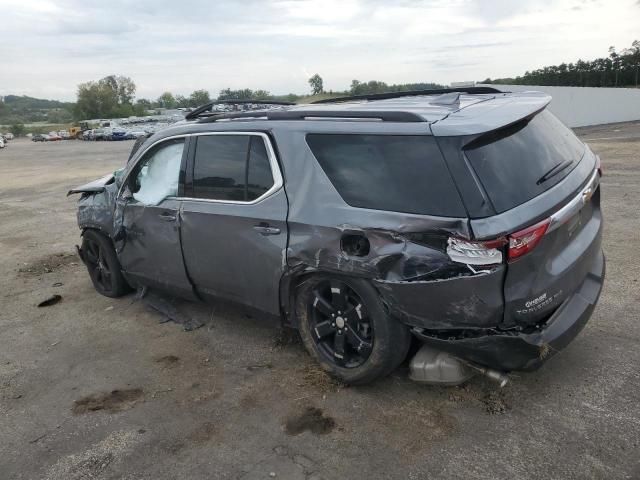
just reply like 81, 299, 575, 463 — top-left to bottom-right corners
547, 168, 599, 233
180, 131, 283, 206
119, 131, 283, 206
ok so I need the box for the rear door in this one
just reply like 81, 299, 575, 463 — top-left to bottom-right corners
462, 110, 603, 327
180, 132, 288, 315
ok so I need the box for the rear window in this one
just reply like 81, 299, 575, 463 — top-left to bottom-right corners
464, 110, 585, 213
306, 134, 465, 217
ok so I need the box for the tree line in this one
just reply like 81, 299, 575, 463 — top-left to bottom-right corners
484, 41, 640, 88
68, 75, 448, 120
5, 40, 638, 128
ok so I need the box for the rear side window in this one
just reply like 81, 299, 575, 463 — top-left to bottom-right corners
464, 110, 585, 213
192, 135, 275, 202
306, 134, 465, 217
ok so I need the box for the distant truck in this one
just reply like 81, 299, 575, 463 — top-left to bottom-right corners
67, 122, 90, 139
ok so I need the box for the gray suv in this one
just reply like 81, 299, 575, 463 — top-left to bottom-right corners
69, 88, 605, 385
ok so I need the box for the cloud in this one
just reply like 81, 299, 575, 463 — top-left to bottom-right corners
0, 0, 639, 100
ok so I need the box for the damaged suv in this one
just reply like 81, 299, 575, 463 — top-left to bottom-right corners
69, 88, 604, 385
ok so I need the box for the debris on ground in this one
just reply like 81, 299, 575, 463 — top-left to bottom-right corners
481, 389, 511, 415
18, 252, 77, 277
284, 406, 336, 435
37, 294, 62, 307
141, 290, 204, 331
272, 327, 301, 349
155, 355, 180, 368
245, 363, 273, 372
72, 388, 144, 414
298, 364, 343, 393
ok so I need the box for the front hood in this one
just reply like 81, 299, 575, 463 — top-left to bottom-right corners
67, 171, 121, 196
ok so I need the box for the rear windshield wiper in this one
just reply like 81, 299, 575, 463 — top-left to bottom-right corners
537, 160, 573, 185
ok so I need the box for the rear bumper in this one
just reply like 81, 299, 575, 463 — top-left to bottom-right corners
412, 249, 605, 372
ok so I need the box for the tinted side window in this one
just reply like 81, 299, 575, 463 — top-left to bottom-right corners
192, 135, 275, 202
247, 136, 274, 201
193, 136, 249, 201
306, 134, 466, 217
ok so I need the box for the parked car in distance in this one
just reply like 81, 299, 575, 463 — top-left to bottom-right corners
126, 130, 147, 140
93, 129, 107, 141
0, 137, 5, 148
3, 132, 14, 141
32, 134, 49, 142
69, 89, 605, 386
48, 132, 62, 141
110, 128, 128, 141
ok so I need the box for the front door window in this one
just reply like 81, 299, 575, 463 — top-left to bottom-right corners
132, 139, 184, 205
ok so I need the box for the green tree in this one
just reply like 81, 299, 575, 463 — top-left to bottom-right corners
74, 75, 137, 119
135, 98, 152, 112
10, 123, 26, 137
157, 92, 176, 109
308, 74, 324, 95
47, 108, 73, 123
189, 89, 211, 107
175, 95, 188, 107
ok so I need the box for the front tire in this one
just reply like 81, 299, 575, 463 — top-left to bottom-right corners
81, 230, 130, 298
296, 275, 411, 385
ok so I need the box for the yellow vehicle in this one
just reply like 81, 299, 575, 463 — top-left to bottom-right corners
68, 122, 89, 139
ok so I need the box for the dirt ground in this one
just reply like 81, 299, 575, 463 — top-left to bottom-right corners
1, 124, 639, 480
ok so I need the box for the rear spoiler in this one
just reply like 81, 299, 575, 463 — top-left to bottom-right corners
67, 173, 115, 196
431, 91, 551, 136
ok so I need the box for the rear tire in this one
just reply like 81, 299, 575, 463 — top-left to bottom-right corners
296, 274, 411, 385
81, 230, 130, 298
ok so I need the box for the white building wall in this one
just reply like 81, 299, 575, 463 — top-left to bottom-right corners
478, 84, 640, 128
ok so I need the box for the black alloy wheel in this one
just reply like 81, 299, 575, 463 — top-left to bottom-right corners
84, 235, 114, 294
81, 230, 130, 298
308, 279, 374, 368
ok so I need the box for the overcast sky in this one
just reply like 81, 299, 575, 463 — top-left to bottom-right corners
1, 0, 639, 101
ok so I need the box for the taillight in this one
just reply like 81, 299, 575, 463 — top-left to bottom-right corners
507, 218, 550, 261
595, 154, 603, 176
447, 237, 506, 265
447, 218, 551, 266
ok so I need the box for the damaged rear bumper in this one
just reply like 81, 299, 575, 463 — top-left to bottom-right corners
411, 250, 605, 372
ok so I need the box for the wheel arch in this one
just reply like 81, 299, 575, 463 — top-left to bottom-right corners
279, 268, 383, 329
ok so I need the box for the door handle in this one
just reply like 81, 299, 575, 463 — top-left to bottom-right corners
253, 225, 281, 236
159, 212, 177, 222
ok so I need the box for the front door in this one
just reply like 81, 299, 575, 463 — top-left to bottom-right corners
180, 132, 288, 314
115, 137, 193, 297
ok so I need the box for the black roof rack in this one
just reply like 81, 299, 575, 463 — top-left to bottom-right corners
310, 87, 503, 104
197, 109, 424, 123
185, 99, 296, 120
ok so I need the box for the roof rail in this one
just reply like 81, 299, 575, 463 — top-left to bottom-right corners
185, 99, 296, 120
198, 109, 424, 123
310, 87, 503, 104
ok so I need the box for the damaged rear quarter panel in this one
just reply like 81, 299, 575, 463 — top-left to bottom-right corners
275, 124, 505, 330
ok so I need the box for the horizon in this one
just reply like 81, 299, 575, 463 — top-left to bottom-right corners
1, 0, 639, 102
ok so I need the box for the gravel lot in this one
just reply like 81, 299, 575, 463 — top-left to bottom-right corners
1, 125, 639, 480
